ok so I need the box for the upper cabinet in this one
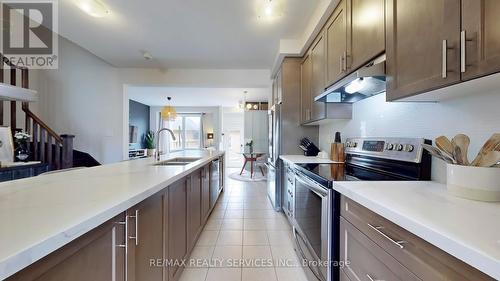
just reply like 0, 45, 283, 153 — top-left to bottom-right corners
326, 0, 348, 86
386, 0, 461, 101
386, 0, 500, 101
461, 0, 500, 81
347, 0, 385, 71
311, 32, 327, 99
300, 54, 312, 123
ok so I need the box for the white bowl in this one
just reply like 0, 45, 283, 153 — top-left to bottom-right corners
447, 164, 500, 202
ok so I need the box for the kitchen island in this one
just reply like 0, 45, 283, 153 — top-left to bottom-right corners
0, 150, 225, 281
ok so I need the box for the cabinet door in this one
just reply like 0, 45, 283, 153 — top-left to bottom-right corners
300, 54, 312, 123
168, 178, 188, 281
187, 170, 202, 251
127, 192, 165, 281
386, 0, 461, 101
311, 32, 327, 121
276, 69, 283, 104
461, 0, 500, 80
347, 0, 385, 70
201, 165, 211, 222
326, 0, 348, 86
7, 214, 126, 281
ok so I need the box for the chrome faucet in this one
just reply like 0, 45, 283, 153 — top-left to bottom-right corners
155, 128, 177, 161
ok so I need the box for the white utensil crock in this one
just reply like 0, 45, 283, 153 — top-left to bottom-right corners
447, 164, 500, 202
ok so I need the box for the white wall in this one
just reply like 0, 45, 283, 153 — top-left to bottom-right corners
28, 37, 271, 164
318, 91, 500, 183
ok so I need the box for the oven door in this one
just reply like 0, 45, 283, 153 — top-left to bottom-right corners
293, 173, 331, 281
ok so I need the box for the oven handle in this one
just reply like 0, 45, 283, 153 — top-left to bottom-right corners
294, 230, 325, 281
295, 173, 328, 197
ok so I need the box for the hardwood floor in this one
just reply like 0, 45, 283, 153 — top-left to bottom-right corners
179, 168, 308, 281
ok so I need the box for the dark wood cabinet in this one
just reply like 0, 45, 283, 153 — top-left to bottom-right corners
347, 0, 385, 71
311, 32, 327, 121
386, 0, 461, 101
7, 214, 126, 281
168, 178, 188, 281
187, 170, 202, 251
461, 0, 500, 81
311, 32, 327, 98
201, 165, 211, 222
127, 192, 165, 281
300, 53, 312, 123
326, 0, 348, 86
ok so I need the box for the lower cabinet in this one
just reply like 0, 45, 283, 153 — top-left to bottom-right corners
201, 165, 211, 223
168, 178, 188, 281
340, 196, 493, 281
127, 191, 166, 281
7, 213, 127, 281
187, 169, 202, 251
7, 157, 225, 281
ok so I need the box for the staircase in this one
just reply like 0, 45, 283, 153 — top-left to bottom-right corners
1, 54, 99, 171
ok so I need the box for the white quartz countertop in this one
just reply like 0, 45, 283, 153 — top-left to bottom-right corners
280, 155, 343, 164
0, 150, 224, 280
333, 181, 500, 280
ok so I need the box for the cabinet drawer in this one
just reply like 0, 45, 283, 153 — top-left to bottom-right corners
340, 196, 493, 281
340, 217, 420, 281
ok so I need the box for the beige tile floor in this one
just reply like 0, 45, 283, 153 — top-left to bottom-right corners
179, 169, 309, 281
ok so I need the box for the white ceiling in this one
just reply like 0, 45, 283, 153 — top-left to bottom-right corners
58, 0, 320, 69
128, 86, 269, 107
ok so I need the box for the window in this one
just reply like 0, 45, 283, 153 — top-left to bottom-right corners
160, 114, 202, 151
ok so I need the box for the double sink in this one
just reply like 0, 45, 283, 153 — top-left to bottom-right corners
154, 157, 202, 166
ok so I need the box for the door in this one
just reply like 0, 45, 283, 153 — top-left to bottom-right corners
293, 174, 331, 281
201, 165, 211, 222
301, 54, 312, 124
347, 0, 385, 71
209, 159, 220, 209
168, 178, 188, 281
386, 0, 461, 100
8, 214, 126, 281
311, 32, 327, 121
127, 192, 165, 281
276, 69, 283, 104
461, 0, 500, 81
187, 170, 202, 251
326, 0, 348, 86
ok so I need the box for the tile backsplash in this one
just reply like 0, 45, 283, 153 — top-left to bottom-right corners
319, 91, 500, 183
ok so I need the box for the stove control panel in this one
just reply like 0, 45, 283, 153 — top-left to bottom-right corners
345, 137, 428, 163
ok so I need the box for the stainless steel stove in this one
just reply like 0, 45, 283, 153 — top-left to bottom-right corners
291, 137, 432, 281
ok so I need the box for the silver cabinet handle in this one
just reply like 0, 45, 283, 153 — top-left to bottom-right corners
366, 274, 380, 281
129, 210, 139, 246
343, 51, 347, 71
367, 223, 406, 249
340, 55, 343, 72
461, 31, 466, 73
442, 40, 448, 78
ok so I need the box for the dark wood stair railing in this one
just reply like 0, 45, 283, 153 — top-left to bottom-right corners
1, 53, 75, 170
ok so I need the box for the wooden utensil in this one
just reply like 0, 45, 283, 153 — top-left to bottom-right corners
471, 133, 500, 166
477, 151, 500, 167
452, 134, 470, 165
435, 136, 454, 157
422, 144, 454, 164
453, 145, 465, 165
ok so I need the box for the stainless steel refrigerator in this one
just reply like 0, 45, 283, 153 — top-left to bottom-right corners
266, 61, 319, 211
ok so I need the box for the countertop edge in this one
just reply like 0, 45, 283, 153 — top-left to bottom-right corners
333, 182, 500, 280
0, 151, 224, 280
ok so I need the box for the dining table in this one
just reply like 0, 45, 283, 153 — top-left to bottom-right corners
239, 151, 266, 178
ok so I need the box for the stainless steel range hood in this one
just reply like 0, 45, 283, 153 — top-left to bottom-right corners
315, 54, 386, 103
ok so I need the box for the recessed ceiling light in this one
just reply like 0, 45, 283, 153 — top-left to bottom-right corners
74, 0, 110, 18
257, 0, 283, 20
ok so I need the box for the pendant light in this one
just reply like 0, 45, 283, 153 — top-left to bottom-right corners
161, 97, 177, 121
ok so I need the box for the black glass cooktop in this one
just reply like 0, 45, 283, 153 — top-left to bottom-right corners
295, 163, 347, 188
